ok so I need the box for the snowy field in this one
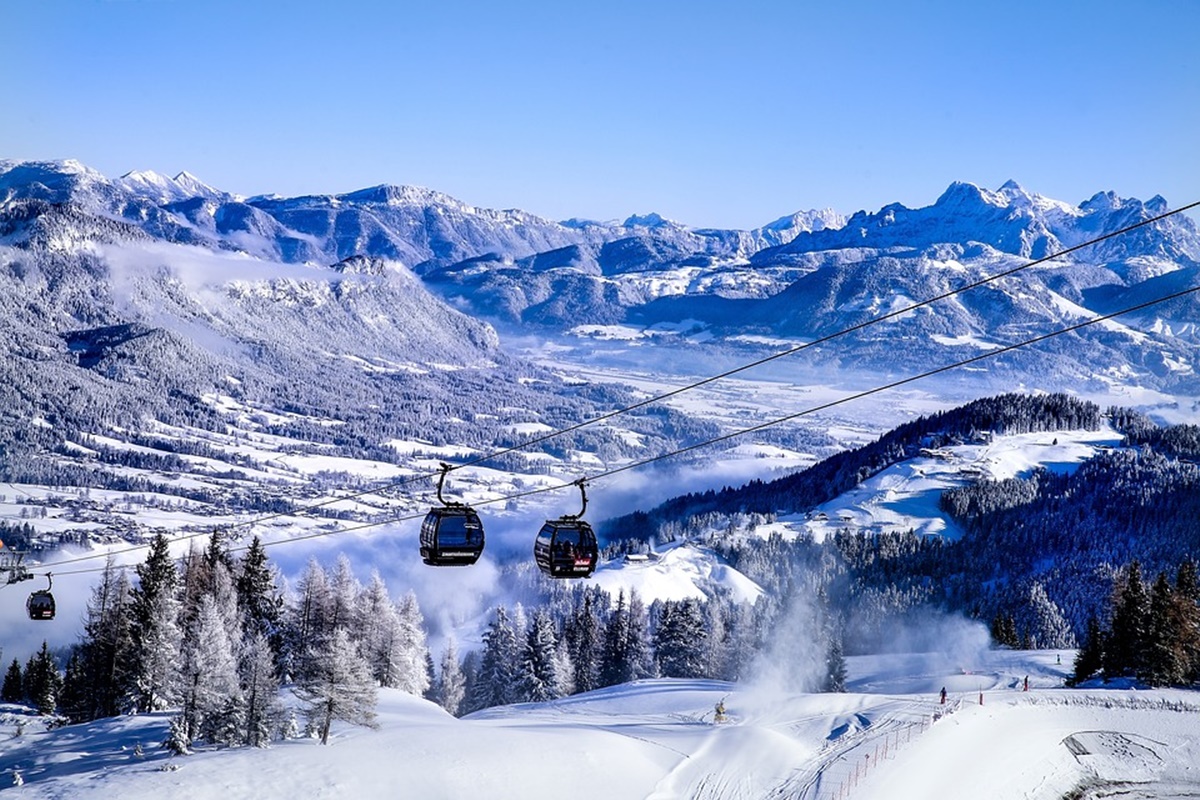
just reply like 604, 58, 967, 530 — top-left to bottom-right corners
3, 648, 1197, 799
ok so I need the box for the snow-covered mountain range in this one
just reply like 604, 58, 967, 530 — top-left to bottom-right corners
0, 159, 842, 272
4, 158, 1194, 400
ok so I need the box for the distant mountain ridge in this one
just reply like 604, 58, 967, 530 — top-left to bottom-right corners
756, 180, 1198, 264
602, 393, 1106, 541
2, 158, 1198, 398
0, 159, 844, 272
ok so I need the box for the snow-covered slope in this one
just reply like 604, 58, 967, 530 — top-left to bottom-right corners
591, 541, 764, 605
5, 649, 1197, 799
791, 426, 1125, 541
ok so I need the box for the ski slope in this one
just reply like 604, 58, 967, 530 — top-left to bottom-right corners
793, 426, 1125, 542
4, 648, 1197, 799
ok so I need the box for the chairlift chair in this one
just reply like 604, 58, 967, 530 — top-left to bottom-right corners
420, 463, 485, 566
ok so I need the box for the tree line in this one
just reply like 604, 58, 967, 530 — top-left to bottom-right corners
3, 533, 426, 749
6, 537, 855, 745
604, 393, 1104, 541
1072, 560, 1200, 688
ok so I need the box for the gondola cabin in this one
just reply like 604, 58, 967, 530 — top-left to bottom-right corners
420, 462, 486, 566
420, 505, 485, 566
27, 589, 55, 621
534, 518, 598, 578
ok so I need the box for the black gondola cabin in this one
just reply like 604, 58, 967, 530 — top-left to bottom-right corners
420, 462, 486, 566
420, 505, 485, 566
27, 589, 55, 621
533, 478, 598, 578
534, 519, 598, 578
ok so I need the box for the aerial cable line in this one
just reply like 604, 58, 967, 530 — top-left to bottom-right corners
38, 280, 1200, 579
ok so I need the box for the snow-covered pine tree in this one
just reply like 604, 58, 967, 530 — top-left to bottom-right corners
469, 605, 521, 710
1072, 616, 1106, 684
704, 599, 733, 681
211, 694, 247, 748
178, 545, 206, 634
279, 708, 301, 741
990, 611, 1019, 648
129, 533, 183, 712
1176, 560, 1200, 683
424, 651, 437, 703
1105, 561, 1149, 678
459, 649, 483, 715
58, 651, 88, 723
326, 555, 360, 637
296, 628, 377, 745
207, 558, 243, 642
600, 590, 631, 688
1142, 572, 1186, 687
823, 632, 847, 693
393, 592, 430, 697
235, 536, 284, 658
626, 590, 656, 681
599, 589, 655, 686
554, 639, 576, 697
566, 592, 604, 694
354, 576, 430, 694
73, 558, 134, 720
286, 558, 331, 681
240, 631, 281, 748
24, 641, 61, 715
2, 659, 23, 703
180, 594, 243, 745
354, 573, 396, 682
435, 636, 465, 716
654, 598, 708, 679
518, 608, 562, 702
1023, 582, 1076, 650
163, 713, 192, 755
179, 533, 236, 636
725, 599, 759, 682
205, 529, 236, 575
357, 580, 430, 695
512, 603, 528, 646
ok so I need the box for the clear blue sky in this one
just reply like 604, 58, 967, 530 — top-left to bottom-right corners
3, 0, 1196, 228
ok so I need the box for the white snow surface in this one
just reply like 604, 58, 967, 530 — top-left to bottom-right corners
592, 541, 764, 605
797, 426, 1124, 541
4, 649, 1198, 799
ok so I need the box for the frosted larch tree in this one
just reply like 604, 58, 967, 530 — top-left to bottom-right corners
297, 627, 377, 745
